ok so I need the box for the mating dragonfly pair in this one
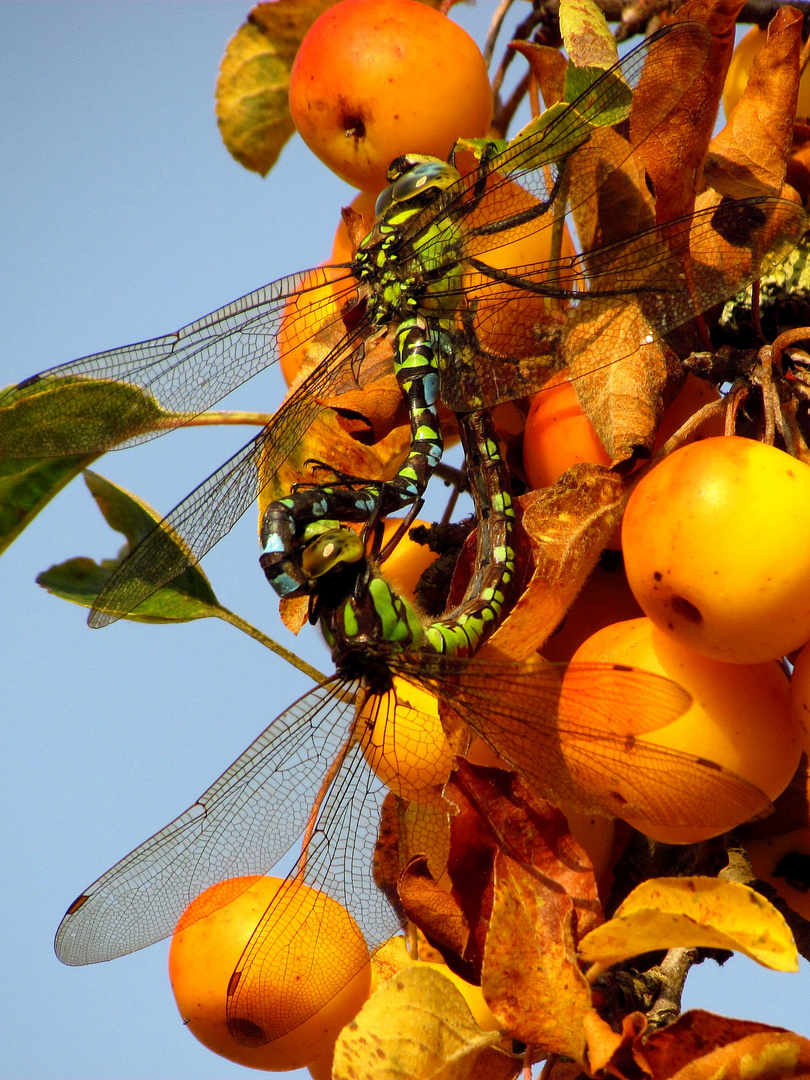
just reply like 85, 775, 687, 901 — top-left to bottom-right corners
1, 21, 804, 1045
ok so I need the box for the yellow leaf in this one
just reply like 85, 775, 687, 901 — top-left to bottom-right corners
579, 876, 799, 976
216, 0, 336, 176
332, 964, 518, 1080
559, 0, 618, 71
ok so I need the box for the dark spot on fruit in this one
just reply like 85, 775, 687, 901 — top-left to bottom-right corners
343, 115, 366, 140
653, 571, 662, 581
696, 756, 721, 771
671, 595, 702, 623
608, 790, 628, 806
624, 734, 637, 752
774, 850, 810, 891
612, 663, 633, 672
228, 1017, 266, 1046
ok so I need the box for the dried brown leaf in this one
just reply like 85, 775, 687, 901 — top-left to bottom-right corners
705, 7, 803, 199
568, 126, 656, 257
634, 0, 744, 224
638, 1010, 810, 1079
485, 471, 629, 661
483, 851, 592, 1060
510, 42, 567, 109
398, 855, 471, 962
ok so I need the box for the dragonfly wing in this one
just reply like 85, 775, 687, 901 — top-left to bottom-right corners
392, 654, 770, 829
55, 677, 358, 965
438, 193, 806, 411
399, 22, 712, 273
87, 319, 374, 626
226, 691, 406, 1046
0, 266, 359, 456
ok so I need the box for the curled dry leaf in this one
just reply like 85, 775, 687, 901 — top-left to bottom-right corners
331, 964, 518, 1080
634, 0, 741, 225
485, 467, 629, 661
434, 763, 601, 1059
638, 1009, 810, 1079
579, 876, 799, 976
509, 42, 567, 110
704, 5, 802, 199
483, 852, 592, 1061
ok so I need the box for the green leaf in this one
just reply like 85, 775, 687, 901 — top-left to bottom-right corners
0, 452, 99, 556
563, 65, 633, 128
504, 103, 595, 170
36, 470, 222, 624
0, 376, 188, 457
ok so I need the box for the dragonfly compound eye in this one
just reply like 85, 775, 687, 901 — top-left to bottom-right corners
301, 528, 365, 579
375, 160, 461, 218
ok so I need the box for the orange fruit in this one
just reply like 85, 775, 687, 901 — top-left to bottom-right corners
566, 617, 801, 844
169, 876, 371, 1071
622, 436, 810, 664
289, 0, 492, 192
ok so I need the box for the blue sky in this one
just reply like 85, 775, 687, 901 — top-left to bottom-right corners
1, 4, 808, 1080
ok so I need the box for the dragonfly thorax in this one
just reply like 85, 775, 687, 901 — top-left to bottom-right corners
355, 157, 464, 326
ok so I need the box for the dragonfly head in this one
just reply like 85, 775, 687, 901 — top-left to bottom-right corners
374, 156, 460, 219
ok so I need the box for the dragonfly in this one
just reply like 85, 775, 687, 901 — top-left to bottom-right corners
1, 21, 805, 625
54, 409, 771, 1047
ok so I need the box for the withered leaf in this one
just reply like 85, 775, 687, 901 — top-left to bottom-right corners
567, 186, 806, 462
483, 851, 592, 1061
705, 6, 803, 199
638, 1009, 810, 1079
510, 42, 567, 110
634, 0, 743, 224
579, 876, 799, 975
332, 964, 518, 1080
398, 854, 471, 962
485, 470, 629, 661
448, 761, 603, 937
216, 0, 336, 176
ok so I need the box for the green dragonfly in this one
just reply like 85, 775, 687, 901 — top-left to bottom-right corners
1, 21, 804, 625
53, 432, 770, 1048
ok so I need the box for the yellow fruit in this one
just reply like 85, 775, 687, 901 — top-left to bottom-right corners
746, 827, 810, 921
524, 374, 721, 492
788, 640, 810, 755
462, 190, 575, 359
567, 617, 801, 844
358, 677, 456, 805
622, 437, 810, 663
278, 264, 345, 387
169, 876, 371, 1071
377, 517, 439, 603
289, 0, 492, 192
307, 1047, 335, 1080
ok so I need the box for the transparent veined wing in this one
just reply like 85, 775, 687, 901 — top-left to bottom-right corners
0, 265, 362, 456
